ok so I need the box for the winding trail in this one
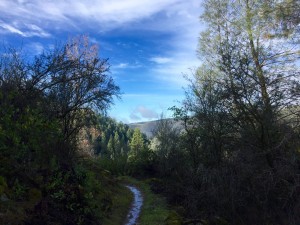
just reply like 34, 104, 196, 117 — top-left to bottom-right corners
124, 185, 143, 225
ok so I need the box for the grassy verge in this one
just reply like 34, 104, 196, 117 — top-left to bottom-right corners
101, 183, 133, 225
81, 159, 133, 225
118, 176, 182, 225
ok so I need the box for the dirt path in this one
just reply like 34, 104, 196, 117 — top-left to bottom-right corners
124, 185, 143, 225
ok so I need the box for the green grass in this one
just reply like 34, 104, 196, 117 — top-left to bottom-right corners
81, 159, 133, 225
101, 183, 133, 225
118, 176, 182, 225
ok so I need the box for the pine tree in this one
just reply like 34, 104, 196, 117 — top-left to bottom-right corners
113, 131, 121, 156
107, 135, 115, 159
128, 128, 145, 161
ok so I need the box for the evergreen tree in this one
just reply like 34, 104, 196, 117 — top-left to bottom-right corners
113, 131, 121, 156
107, 135, 115, 159
128, 128, 145, 161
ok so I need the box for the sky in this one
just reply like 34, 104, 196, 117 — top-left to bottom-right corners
0, 0, 204, 123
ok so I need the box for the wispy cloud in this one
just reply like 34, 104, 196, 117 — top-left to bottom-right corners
0, 23, 24, 36
0, 0, 185, 34
115, 63, 129, 69
25, 24, 51, 37
151, 52, 199, 88
112, 61, 143, 72
154, 1, 202, 88
0, 21, 51, 37
150, 56, 172, 64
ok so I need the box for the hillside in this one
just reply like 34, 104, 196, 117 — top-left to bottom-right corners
128, 119, 183, 138
127, 120, 158, 138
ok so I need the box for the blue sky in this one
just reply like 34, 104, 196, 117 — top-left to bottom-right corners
0, 0, 203, 123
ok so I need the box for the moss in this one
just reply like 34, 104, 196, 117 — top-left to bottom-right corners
165, 211, 183, 225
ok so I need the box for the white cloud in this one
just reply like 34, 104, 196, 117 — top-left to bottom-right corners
150, 57, 172, 64
115, 63, 129, 69
132, 0, 203, 89
0, 0, 204, 34
0, 22, 26, 36
0, 21, 51, 37
130, 105, 159, 121
129, 113, 141, 121
112, 61, 143, 72
0, 0, 185, 34
25, 24, 51, 37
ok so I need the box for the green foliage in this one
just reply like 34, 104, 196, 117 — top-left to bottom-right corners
128, 128, 146, 160
95, 116, 155, 177
12, 179, 27, 200
96, 115, 132, 158
0, 37, 120, 225
260, 0, 300, 38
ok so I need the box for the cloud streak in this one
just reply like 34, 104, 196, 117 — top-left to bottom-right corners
0, 0, 185, 34
115, 63, 129, 69
150, 56, 172, 64
0, 21, 51, 37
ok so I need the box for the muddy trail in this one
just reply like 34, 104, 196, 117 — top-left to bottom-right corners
124, 185, 143, 225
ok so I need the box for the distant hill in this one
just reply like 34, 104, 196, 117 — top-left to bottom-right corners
128, 120, 159, 138
128, 119, 183, 138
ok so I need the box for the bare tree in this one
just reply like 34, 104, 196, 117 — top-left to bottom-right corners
30, 36, 120, 148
